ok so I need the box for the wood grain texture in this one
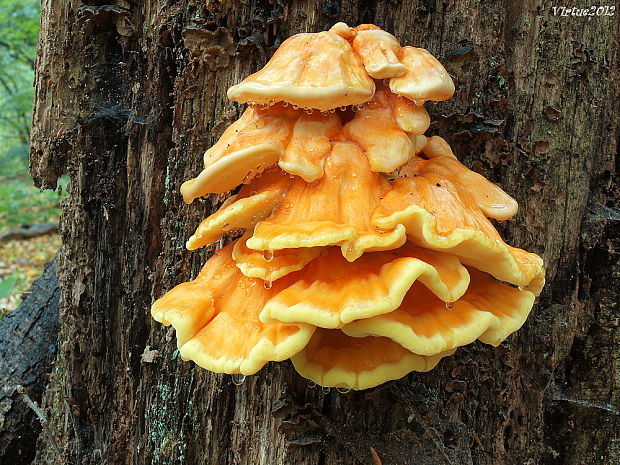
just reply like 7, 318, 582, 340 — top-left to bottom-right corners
0, 260, 59, 464
29, 1, 618, 464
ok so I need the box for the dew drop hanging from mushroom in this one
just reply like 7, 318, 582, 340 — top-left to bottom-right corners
151, 22, 545, 391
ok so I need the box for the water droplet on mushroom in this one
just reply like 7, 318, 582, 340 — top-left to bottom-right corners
231, 374, 246, 386
329, 108, 336, 113
518, 286, 526, 291
263, 250, 274, 262
222, 222, 230, 231
263, 280, 273, 289
292, 104, 299, 110
351, 172, 357, 177
250, 190, 257, 196
340, 106, 347, 111
282, 101, 289, 107
414, 99, 424, 106
305, 108, 313, 115
445, 301, 454, 310
307, 380, 316, 388
321, 386, 331, 394
321, 110, 329, 116
336, 386, 351, 394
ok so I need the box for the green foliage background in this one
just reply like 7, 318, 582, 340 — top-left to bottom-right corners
0, 0, 67, 230
0, 0, 39, 175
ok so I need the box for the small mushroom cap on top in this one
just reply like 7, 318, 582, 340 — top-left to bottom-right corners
328, 22, 357, 40
390, 46, 455, 103
151, 242, 315, 375
180, 105, 300, 201
342, 267, 536, 356
353, 24, 382, 32
352, 29, 406, 79
227, 31, 375, 111
291, 329, 454, 390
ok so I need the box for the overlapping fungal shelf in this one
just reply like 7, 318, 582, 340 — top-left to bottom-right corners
152, 23, 545, 391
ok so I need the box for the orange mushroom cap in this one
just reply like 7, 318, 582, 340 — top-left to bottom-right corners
278, 111, 342, 182
260, 244, 470, 329
420, 154, 518, 221
247, 140, 406, 261
423, 135, 456, 158
151, 242, 314, 375
353, 24, 383, 32
186, 169, 292, 250
352, 29, 406, 79
343, 267, 536, 356
227, 31, 375, 111
180, 105, 300, 201
344, 88, 412, 172
232, 232, 322, 281
291, 329, 454, 390
372, 174, 545, 293
328, 22, 357, 41
343, 87, 430, 172
385, 89, 431, 135
389, 46, 455, 103
389, 138, 518, 221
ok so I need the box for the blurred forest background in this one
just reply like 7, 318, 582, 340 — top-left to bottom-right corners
0, 0, 64, 314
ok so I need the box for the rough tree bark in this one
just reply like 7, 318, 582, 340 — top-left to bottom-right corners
28, 1, 618, 464
0, 260, 59, 464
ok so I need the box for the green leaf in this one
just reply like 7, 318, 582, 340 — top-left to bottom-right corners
0, 274, 18, 299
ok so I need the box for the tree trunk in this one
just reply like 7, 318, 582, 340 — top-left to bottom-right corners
0, 260, 59, 464
29, 1, 618, 464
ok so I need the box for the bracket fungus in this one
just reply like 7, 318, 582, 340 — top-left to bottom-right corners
152, 23, 545, 391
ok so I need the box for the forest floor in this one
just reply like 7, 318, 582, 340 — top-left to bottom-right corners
0, 234, 60, 315
0, 175, 65, 316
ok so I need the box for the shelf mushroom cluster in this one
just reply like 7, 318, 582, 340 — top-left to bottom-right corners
152, 23, 545, 391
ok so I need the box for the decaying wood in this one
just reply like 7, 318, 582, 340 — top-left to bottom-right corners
29, 1, 619, 464
0, 259, 59, 464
